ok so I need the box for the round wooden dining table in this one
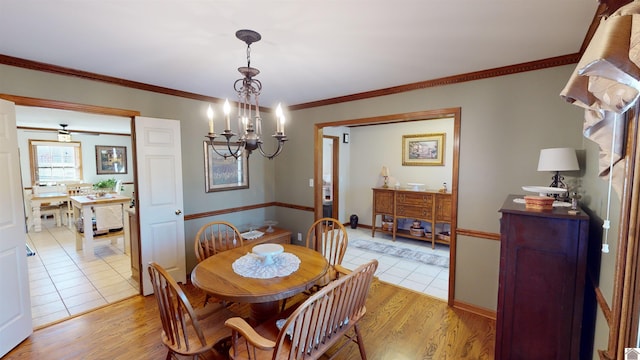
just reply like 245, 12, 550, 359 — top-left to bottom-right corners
191, 243, 329, 323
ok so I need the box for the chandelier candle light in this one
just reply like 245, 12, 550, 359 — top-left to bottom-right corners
206, 29, 288, 159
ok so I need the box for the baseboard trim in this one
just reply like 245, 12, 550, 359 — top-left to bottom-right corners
453, 300, 496, 320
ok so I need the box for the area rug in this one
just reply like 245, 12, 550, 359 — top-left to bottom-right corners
350, 239, 449, 268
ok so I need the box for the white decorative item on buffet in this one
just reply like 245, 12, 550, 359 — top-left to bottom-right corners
522, 185, 568, 197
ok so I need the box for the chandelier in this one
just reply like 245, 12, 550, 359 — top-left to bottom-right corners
205, 29, 288, 159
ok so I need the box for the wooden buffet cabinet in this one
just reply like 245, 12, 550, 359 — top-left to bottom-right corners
244, 226, 291, 246
371, 188, 452, 248
496, 195, 590, 360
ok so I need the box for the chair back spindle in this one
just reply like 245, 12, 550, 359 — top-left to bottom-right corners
226, 259, 378, 360
306, 218, 348, 268
195, 221, 244, 262
148, 262, 207, 353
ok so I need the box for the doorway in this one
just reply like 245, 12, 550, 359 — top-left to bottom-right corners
3, 94, 141, 328
322, 135, 339, 219
314, 108, 460, 305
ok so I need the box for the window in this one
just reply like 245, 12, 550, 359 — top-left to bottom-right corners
29, 140, 82, 184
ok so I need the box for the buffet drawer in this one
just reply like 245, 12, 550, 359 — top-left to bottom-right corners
397, 192, 433, 207
396, 205, 431, 218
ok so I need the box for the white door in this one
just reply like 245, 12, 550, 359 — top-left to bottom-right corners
0, 99, 32, 356
135, 116, 185, 295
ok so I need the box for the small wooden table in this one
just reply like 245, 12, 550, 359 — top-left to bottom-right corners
31, 192, 68, 232
242, 226, 291, 246
191, 243, 328, 323
70, 194, 130, 258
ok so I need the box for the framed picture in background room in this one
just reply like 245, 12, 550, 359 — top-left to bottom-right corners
95, 145, 127, 174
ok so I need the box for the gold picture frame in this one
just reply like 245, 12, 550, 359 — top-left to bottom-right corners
402, 133, 445, 166
203, 141, 249, 192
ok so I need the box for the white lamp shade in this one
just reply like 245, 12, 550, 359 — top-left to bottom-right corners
537, 148, 579, 172
380, 166, 389, 177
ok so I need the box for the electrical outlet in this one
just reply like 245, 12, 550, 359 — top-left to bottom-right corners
309, 179, 314, 187
297, 232, 302, 241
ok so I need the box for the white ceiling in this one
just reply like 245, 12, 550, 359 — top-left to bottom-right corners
2, 1, 600, 131
15, 106, 131, 134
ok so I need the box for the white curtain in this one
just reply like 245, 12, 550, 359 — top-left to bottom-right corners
560, 2, 640, 197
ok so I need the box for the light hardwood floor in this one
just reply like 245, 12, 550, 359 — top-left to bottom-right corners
6, 278, 495, 359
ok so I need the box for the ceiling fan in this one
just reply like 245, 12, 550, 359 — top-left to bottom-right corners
57, 123, 71, 142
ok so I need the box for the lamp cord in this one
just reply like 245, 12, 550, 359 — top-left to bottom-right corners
602, 112, 618, 254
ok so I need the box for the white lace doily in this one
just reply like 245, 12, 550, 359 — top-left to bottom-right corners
232, 252, 301, 279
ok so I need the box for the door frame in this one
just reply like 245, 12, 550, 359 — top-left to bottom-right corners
322, 135, 339, 219
0, 94, 142, 291
313, 108, 461, 306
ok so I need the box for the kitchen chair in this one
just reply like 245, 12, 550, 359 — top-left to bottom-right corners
23, 190, 61, 231
194, 220, 244, 306
148, 261, 234, 360
64, 183, 94, 228
114, 179, 123, 194
225, 259, 378, 360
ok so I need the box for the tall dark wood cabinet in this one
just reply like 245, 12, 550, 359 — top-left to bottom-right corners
496, 195, 590, 360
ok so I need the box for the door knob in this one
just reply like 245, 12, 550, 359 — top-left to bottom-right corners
175, 209, 182, 215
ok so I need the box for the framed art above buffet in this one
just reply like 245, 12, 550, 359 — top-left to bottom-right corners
402, 133, 445, 166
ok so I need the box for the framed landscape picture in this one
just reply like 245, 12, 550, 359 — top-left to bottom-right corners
95, 145, 127, 174
402, 133, 445, 166
203, 141, 249, 192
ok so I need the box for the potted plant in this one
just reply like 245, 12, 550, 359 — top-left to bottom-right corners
93, 178, 117, 196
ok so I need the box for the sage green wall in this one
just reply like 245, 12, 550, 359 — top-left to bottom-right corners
1, 62, 618, 359
279, 65, 586, 311
0, 63, 277, 273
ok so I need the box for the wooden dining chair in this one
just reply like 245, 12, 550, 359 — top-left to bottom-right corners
194, 221, 244, 306
305, 217, 349, 289
281, 217, 349, 311
225, 259, 378, 360
148, 261, 235, 360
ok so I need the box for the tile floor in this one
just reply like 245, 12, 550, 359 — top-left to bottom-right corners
343, 227, 450, 300
26, 217, 139, 328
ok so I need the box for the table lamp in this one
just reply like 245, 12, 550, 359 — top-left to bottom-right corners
380, 166, 390, 188
537, 147, 579, 188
